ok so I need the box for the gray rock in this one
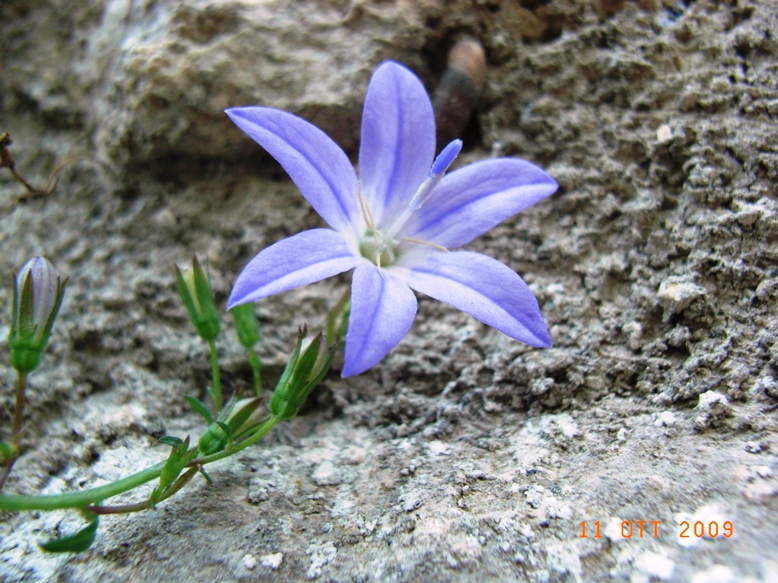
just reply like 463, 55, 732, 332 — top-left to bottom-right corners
2, 0, 778, 581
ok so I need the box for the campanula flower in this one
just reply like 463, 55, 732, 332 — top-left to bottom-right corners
226, 61, 558, 376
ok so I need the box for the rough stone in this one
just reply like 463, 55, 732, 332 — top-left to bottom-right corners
1, 0, 778, 581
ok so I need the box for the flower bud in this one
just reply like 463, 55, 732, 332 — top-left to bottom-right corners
230, 302, 259, 349
270, 329, 335, 419
198, 397, 265, 455
175, 256, 220, 342
9, 257, 67, 373
228, 397, 266, 434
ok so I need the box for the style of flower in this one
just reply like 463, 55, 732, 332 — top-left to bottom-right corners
226, 61, 558, 377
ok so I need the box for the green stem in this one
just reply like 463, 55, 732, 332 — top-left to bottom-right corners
11, 371, 27, 447
0, 371, 29, 492
87, 467, 198, 515
248, 347, 262, 396
189, 415, 279, 466
207, 338, 222, 415
0, 416, 281, 512
87, 500, 148, 515
0, 461, 166, 511
326, 289, 351, 345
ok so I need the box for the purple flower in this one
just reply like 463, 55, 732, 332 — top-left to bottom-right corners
226, 61, 558, 377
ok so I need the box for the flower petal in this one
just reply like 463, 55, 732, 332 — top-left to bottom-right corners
342, 264, 417, 377
393, 249, 551, 347
358, 61, 436, 228
227, 229, 361, 308
403, 159, 558, 248
226, 107, 362, 235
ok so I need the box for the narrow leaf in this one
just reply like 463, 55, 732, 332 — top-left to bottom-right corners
40, 516, 99, 554
185, 396, 214, 424
158, 436, 183, 449
0, 440, 15, 461
199, 468, 213, 484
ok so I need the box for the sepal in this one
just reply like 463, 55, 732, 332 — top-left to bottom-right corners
152, 435, 197, 503
175, 256, 220, 342
270, 328, 336, 419
198, 397, 265, 456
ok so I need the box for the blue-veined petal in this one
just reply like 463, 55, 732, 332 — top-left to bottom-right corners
342, 264, 417, 377
227, 229, 361, 309
402, 159, 558, 248
226, 107, 362, 234
393, 249, 551, 348
358, 62, 436, 228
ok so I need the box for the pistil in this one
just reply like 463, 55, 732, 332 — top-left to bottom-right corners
358, 139, 462, 267
384, 139, 462, 242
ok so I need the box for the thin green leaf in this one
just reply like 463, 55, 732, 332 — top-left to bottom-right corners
40, 516, 99, 554
185, 396, 214, 424
0, 440, 15, 461
199, 468, 213, 484
158, 436, 184, 449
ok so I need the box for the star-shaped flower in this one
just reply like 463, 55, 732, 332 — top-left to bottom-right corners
226, 61, 558, 377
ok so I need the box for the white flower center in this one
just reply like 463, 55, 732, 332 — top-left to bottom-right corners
359, 229, 397, 267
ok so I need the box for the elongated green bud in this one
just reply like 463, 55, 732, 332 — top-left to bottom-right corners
198, 397, 265, 456
9, 257, 67, 374
175, 256, 220, 342
230, 302, 259, 349
270, 329, 335, 419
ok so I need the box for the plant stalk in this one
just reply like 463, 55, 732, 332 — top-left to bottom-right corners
207, 338, 222, 415
326, 288, 351, 344
0, 416, 280, 512
0, 371, 29, 492
248, 347, 262, 396
86, 467, 199, 515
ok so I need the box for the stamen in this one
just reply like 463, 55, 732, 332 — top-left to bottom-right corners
401, 237, 450, 253
357, 186, 376, 232
358, 187, 383, 264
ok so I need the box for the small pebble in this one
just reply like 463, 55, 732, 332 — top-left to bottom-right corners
311, 461, 344, 486
635, 551, 675, 580
260, 552, 284, 570
243, 554, 257, 571
656, 124, 673, 143
690, 564, 736, 583
654, 412, 677, 427
698, 391, 729, 412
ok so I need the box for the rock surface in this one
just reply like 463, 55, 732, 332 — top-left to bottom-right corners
1, 0, 777, 581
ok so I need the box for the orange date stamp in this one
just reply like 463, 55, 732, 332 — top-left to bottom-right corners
579, 519, 734, 539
